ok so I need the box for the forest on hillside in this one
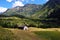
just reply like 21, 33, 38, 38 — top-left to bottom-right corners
0, 0, 60, 28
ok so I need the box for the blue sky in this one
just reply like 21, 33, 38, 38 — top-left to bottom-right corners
0, 0, 49, 12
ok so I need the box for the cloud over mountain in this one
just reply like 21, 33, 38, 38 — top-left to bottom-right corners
0, 7, 7, 13
12, 1, 24, 7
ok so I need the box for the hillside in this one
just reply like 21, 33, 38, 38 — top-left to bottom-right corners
0, 0, 60, 28
31, 0, 60, 27
33, 0, 60, 19
1, 4, 42, 17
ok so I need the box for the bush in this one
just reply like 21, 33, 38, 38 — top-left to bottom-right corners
0, 20, 17, 28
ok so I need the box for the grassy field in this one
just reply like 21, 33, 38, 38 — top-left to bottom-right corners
29, 27, 60, 40
4, 27, 60, 40
34, 31, 60, 40
5, 28, 42, 40
0, 27, 15, 40
0, 27, 60, 40
29, 27, 60, 31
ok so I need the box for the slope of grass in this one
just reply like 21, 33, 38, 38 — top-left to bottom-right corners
5, 27, 60, 40
0, 27, 42, 40
34, 31, 60, 40
2, 27, 60, 40
29, 27, 60, 31
6, 28, 43, 40
0, 27, 14, 40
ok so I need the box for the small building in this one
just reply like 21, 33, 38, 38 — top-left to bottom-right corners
18, 25, 28, 30
23, 26, 28, 30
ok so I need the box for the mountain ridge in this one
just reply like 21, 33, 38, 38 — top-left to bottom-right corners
32, 0, 60, 19
1, 4, 42, 17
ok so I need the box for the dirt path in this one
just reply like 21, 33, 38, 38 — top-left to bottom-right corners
6, 28, 42, 40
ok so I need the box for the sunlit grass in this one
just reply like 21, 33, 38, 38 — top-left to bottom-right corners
0, 27, 15, 40
34, 31, 60, 40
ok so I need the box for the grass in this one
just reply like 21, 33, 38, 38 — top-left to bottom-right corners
1, 26, 60, 40
1, 27, 41, 40
6, 28, 42, 40
29, 27, 60, 31
34, 31, 60, 40
0, 27, 15, 40
5, 27, 60, 40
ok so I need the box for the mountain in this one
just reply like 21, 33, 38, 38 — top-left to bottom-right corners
33, 0, 60, 19
1, 4, 42, 17
47, 0, 60, 20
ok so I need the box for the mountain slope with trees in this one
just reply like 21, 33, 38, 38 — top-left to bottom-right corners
33, 0, 60, 19
1, 4, 42, 17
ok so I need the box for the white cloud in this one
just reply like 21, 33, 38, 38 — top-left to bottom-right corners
12, 1, 24, 7
0, 7, 7, 13
6, 0, 13, 2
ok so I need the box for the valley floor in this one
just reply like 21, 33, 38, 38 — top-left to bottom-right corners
4, 27, 60, 40
5, 28, 41, 40
28, 27, 60, 32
